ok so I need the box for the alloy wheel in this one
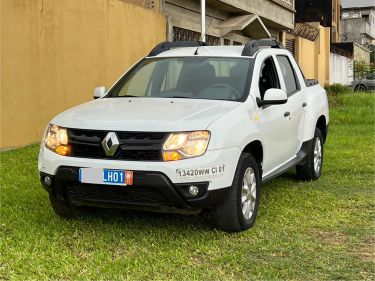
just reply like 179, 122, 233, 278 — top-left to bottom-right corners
241, 167, 257, 220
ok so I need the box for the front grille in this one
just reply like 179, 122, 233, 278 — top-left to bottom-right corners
67, 184, 169, 206
68, 129, 167, 161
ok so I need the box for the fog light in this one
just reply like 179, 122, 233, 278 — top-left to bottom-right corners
44, 176, 52, 186
188, 185, 199, 196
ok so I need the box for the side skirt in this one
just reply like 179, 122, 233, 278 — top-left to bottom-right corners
262, 139, 314, 183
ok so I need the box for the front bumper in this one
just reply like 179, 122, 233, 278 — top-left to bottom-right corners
38, 146, 241, 212
40, 167, 230, 212
39, 145, 241, 190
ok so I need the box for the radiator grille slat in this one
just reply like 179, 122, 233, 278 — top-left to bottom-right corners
67, 129, 167, 161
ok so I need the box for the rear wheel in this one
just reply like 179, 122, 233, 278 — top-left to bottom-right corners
213, 153, 261, 232
296, 128, 324, 181
355, 85, 366, 92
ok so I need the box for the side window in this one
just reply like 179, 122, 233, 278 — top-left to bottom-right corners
277, 56, 300, 96
258, 57, 280, 99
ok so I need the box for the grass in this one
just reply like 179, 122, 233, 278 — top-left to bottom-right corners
1, 92, 374, 280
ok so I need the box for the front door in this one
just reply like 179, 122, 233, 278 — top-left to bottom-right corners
254, 56, 297, 175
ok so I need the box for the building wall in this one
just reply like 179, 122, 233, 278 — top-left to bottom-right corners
164, 0, 295, 44
294, 24, 330, 86
295, 37, 316, 78
330, 53, 353, 85
354, 44, 371, 63
0, 0, 166, 149
219, 0, 295, 29
331, 0, 340, 43
341, 7, 375, 44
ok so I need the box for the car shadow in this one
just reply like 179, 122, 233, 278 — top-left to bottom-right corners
57, 168, 301, 233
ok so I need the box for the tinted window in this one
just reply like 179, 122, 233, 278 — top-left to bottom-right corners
258, 57, 280, 99
277, 56, 299, 96
108, 57, 252, 102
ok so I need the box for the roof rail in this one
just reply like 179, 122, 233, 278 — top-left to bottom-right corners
241, 39, 285, 57
148, 41, 208, 57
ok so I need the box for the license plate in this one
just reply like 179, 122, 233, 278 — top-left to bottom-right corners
79, 168, 133, 186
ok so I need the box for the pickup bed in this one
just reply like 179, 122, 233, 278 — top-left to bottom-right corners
39, 40, 329, 232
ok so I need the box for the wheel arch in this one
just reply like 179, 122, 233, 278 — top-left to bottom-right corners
242, 140, 263, 172
316, 115, 327, 143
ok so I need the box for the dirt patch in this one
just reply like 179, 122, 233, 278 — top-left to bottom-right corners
356, 236, 375, 264
312, 229, 348, 246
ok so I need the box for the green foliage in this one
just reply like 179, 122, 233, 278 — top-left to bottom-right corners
354, 60, 375, 79
1, 93, 374, 280
324, 83, 350, 95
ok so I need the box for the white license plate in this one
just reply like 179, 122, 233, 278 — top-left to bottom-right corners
79, 168, 133, 186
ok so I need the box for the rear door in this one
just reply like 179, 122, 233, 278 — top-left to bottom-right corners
274, 55, 306, 156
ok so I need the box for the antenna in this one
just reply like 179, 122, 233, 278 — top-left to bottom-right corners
195, 19, 213, 55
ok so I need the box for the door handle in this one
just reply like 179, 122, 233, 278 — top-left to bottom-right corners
284, 111, 291, 117
302, 102, 307, 108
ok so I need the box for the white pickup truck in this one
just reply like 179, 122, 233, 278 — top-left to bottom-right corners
39, 40, 329, 232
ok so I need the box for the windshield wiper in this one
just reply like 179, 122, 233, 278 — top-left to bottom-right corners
169, 96, 191, 99
114, 95, 139, 98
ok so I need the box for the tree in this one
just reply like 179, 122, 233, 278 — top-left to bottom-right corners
354, 61, 373, 79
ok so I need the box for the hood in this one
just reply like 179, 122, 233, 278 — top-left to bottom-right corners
51, 97, 240, 132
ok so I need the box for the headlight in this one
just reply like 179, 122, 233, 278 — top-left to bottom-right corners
44, 124, 71, 156
162, 131, 210, 161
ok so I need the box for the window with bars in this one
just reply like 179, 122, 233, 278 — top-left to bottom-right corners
172, 27, 220, 45
285, 39, 295, 56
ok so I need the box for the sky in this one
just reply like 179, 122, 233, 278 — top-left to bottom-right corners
341, 0, 375, 8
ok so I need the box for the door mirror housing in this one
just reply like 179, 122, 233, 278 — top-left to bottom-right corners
93, 86, 107, 99
256, 89, 288, 107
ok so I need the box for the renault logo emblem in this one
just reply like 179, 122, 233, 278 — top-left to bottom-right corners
102, 132, 119, 156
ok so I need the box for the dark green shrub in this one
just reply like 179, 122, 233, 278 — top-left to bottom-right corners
324, 83, 350, 95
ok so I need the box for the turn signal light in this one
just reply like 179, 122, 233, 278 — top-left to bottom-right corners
54, 145, 71, 156
162, 151, 183, 161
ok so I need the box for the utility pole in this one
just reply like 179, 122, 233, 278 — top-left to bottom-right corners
201, 0, 206, 42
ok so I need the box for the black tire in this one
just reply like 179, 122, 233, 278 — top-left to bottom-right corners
49, 193, 87, 218
213, 153, 261, 232
296, 128, 324, 181
355, 85, 366, 92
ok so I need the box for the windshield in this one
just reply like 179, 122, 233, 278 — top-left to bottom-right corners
107, 57, 253, 101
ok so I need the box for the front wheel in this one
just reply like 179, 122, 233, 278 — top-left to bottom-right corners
213, 153, 261, 232
296, 128, 324, 181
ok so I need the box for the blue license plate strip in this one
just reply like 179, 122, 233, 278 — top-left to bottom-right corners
79, 168, 129, 186
103, 169, 126, 184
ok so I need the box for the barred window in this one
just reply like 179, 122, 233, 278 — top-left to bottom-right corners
172, 27, 220, 45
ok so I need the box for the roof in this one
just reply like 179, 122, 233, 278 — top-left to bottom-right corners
215, 14, 271, 39
151, 46, 247, 58
147, 45, 289, 58
341, 0, 375, 9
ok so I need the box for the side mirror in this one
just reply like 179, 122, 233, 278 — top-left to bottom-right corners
256, 89, 288, 107
93, 86, 107, 99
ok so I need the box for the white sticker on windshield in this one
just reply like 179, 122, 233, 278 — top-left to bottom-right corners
176, 165, 225, 181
